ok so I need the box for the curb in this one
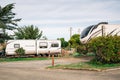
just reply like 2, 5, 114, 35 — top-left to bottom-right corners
47, 67, 120, 72
103, 67, 120, 72
63, 67, 120, 72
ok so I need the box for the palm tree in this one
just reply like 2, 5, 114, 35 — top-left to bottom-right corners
14, 25, 43, 39
0, 3, 21, 40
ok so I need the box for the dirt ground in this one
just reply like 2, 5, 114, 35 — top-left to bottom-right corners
0, 57, 120, 80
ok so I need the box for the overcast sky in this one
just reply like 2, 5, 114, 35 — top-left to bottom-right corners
1, 0, 120, 40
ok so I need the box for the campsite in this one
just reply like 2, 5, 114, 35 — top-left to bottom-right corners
1, 1, 120, 80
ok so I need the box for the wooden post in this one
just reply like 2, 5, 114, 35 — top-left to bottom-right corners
52, 54, 54, 66
48, 51, 50, 58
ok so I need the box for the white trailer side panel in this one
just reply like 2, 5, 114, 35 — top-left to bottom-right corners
6, 40, 36, 55
36, 40, 61, 55
48, 40, 61, 54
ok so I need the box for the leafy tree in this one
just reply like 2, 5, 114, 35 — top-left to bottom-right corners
58, 38, 68, 48
0, 33, 13, 40
14, 25, 43, 39
0, 3, 21, 40
69, 34, 81, 48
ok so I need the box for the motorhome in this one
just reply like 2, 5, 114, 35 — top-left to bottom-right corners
80, 22, 120, 43
5, 40, 61, 56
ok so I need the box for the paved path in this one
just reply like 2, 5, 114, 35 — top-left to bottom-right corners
0, 58, 120, 80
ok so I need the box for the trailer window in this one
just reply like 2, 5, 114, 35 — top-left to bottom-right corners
51, 43, 59, 47
90, 25, 98, 34
81, 25, 93, 39
14, 44, 20, 48
39, 42, 48, 48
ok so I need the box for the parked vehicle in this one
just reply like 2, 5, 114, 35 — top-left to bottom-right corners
5, 40, 61, 56
80, 22, 120, 43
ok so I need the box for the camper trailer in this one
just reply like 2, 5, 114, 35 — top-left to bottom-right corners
80, 22, 120, 43
5, 40, 61, 56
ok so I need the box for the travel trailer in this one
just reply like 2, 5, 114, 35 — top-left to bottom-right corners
80, 22, 120, 43
5, 40, 61, 56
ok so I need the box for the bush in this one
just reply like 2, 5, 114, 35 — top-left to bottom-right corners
89, 35, 120, 63
73, 52, 81, 57
76, 44, 88, 55
15, 47, 25, 56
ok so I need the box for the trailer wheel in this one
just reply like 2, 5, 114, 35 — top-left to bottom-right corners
45, 54, 49, 57
34, 54, 38, 57
40, 54, 43, 57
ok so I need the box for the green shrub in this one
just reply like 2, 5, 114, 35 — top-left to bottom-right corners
89, 35, 120, 63
73, 52, 81, 57
15, 47, 25, 56
76, 44, 88, 55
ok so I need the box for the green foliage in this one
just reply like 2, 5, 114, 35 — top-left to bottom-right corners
14, 25, 43, 39
58, 38, 68, 48
0, 3, 21, 29
69, 34, 81, 48
0, 3, 21, 40
89, 35, 120, 63
76, 44, 88, 55
73, 52, 81, 57
0, 38, 4, 43
15, 47, 25, 56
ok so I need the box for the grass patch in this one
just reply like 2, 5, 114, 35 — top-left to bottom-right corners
73, 52, 95, 57
48, 61, 120, 71
0, 57, 49, 62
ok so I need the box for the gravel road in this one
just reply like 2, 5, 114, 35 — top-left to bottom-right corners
0, 57, 120, 80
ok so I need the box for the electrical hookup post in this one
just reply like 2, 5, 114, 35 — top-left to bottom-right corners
48, 51, 54, 67
52, 54, 54, 67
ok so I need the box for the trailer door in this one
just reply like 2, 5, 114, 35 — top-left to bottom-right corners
37, 42, 48, 54
50, 42, 61, 54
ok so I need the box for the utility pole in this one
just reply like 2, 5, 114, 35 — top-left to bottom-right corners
70, 27, 72, 38
78, 28, 80, 35
69, 27, 72, 50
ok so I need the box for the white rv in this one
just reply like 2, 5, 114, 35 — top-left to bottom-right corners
80, 22, 120, 43
5, 40, 61, 56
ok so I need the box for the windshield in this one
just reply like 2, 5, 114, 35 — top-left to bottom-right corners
81, 25, 94, 39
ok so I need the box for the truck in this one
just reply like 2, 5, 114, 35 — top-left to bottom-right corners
5, 40, 61, 56
80, 22, 120, 44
